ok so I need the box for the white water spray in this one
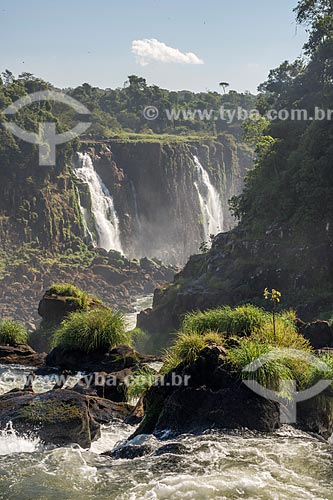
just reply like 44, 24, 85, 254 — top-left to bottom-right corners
193, 155, 224, 241
74, 153, 123, 253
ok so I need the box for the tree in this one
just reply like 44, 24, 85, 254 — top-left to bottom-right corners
219, 81, 230, 94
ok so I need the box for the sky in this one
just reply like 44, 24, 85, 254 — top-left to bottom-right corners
0, 0, 308, 94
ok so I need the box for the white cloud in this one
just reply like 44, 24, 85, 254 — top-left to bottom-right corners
131, 39, 204, 66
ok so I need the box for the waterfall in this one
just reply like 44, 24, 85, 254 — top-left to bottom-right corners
193, 155, 224, 241
130, 180, 142, 231
75, 186, 95, 245
74, 153, 123, 253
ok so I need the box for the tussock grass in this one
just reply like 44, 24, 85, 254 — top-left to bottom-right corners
162, 304, 315, 395
47, 283, 91, 310
52, 308, 130, 354
181, 304, 268, 337
162, 330, 225, 374
0, 320, 28, 346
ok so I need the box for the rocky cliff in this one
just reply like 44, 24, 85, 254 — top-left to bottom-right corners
80, 135, 252, 265
0, 136, 252, 325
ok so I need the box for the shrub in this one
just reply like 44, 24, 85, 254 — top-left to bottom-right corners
162, 331, 225, 374
0, 320, 28, 345
181, 304, 268, 337
52, 308, 130, 354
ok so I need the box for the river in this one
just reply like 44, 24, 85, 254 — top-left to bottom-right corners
1, 294, 333, 499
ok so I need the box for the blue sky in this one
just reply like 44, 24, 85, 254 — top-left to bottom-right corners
0, 0, 307, 94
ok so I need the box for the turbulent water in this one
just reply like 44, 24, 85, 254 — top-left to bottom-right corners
0, 419, 332, 500
193, 155, 224, 241
0, 305, 332, 499
74, 153, 123, 253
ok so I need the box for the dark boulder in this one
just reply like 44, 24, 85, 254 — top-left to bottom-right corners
46, 344, 153, 372
132, 345, 280, 438
296, 319, 333, 349
38, 294, 80, 323
103, 443, 153, 459
0, 388, 131, 448
0, 344, 46, 367
73, 367, 136, 402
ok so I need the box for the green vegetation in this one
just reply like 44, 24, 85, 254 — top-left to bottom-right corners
162, 303, 318, 394
181, 304, 268, 337
0, 320, 28, 345
47, 283, 91, 310
52, 308, 130, 354
162, 330, 225, 374
229, 0, 333, 236
125, 366, 157, 402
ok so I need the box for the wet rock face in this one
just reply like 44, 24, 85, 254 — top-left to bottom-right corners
0, 388, 131, 448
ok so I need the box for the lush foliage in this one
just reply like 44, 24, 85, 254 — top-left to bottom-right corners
162, 303, 314, 395
229, 0, 333, 236
52, 308, 130, 354
0, 320, 28, 345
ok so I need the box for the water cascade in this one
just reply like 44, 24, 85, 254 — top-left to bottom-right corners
74, 153, 123, 253
193, 155, 224, 241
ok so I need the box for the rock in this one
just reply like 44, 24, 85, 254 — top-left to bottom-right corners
0, 388, 131, 448
103, 443, 153, 459
0, 344, 46, 367
46, 344, 149, 372
92, 265, 128, 285
154, 442, 187, 456
297, 391, 333, 439
132, 345, 280, 438
73, 368, 136, 402
38, 294, 80, 323
124, 395, 145, 425
296, 319, 333, 349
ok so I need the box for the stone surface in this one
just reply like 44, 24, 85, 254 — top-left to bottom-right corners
46, 344, 157, 373
0, 344, 46, 367
132, 345, 281, 438
0, 388, 131, 448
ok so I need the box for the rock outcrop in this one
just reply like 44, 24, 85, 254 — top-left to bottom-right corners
0, 388, 131, 447
132, 345, 281, 437
138, 226, 333, 348
0, 344, 46, 367
46, 344, 157, 373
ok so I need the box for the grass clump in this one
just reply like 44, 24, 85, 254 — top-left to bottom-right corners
47, 283, 90, 310
52, 308, 130, 354
0, 320, 28, 345
181, 304, 268, 337
162, 331, 224, 374
162, 304, 314, 395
